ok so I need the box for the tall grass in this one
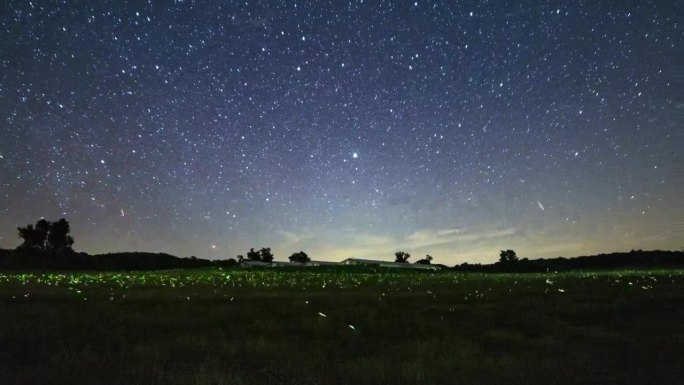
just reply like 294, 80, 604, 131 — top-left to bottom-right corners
0, 269, 682, 384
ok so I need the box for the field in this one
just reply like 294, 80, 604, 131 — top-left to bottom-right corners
1, 268, 682, 385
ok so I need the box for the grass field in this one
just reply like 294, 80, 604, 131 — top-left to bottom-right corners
1, 268, 682, 385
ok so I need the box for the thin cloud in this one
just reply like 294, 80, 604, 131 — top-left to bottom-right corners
277, 226, 518, 262
437, 228, 465, 237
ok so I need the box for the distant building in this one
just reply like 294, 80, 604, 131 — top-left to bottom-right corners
283, 260, 339, 267
302, 260, 339, 267
240, 258, 439, 269
239, 260, 272, 267
240, 260, 291, 267
340, 258, 440, 270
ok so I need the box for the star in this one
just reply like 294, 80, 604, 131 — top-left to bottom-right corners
0, 1, 676, 263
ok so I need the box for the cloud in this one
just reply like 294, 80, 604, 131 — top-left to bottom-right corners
437, 228, 464, 237
406, 230, 433, 242
277, 230, 311, 245
274, 226, 518, 262
355, 233, 395, 247
403, 227, 517, 249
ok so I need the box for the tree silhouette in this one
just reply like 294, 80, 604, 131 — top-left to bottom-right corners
289, 251, 310, 263
394, 251, 410, 263
259, 247, 274, 263
246, 248, 261, 261
236, 254, 245, 262
499, 249, 518, 264
47, 218, 74, 255
35, 219, 50, 250
17, 223, 45, 251
244, 247, 274, 262
17, 218, 73, 255
415, 254, 433, 264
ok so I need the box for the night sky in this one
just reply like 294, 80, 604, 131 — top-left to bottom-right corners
0, 1, 679, 263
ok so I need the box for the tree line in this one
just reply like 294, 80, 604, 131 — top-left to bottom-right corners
235, 248, 311, 263
393, 251, 434, 264
2, 217, 681, 271
236, 248, 437, 265
2, 218, 217, 270
455, 249, 684, 272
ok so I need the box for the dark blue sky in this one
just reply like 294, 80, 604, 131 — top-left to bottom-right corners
0, 1, 679, 263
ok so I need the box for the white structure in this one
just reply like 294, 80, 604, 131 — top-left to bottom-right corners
340, 258, 439, 270
239, 260, 272, 267
240, 258, 439, 269
239, 260, 291, 267
302, 260, 339, 267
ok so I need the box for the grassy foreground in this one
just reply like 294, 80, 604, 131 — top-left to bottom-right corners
0, 268, 682, 385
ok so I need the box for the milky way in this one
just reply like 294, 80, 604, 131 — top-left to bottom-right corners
0, 1, 679, 263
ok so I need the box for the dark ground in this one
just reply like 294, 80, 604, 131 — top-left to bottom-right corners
0, 269, 682, 385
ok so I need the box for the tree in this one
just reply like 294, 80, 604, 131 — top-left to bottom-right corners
17, 218, 73, 255
499, 249, 518, 264
259, 247, 274, 263
415, 254, 433, 264
236, 254, 245, 262
46, 218, 74, 255
34, 219, 50, 250
289, 251, 310, 263
17, 224, 44, 251
219, 258, 237, 267
247, 248, 261, 261
394, 251, 410, 263
244, 247, 274, 262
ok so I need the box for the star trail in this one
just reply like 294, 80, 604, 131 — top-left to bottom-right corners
0, 1, 679, 263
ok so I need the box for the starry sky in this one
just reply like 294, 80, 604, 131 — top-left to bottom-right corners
0, 1, 680, 264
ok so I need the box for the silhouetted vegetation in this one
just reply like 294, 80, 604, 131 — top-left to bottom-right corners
2, 268, 682, 385
499, 249, 519, 264
454, 249, 684, 272
289, 251, 311, 263
5, 218, 235, 270
259, 247, 274, 263
246, 248, 260, 261
243, 247, 274, 263
394, 251, 410, 263
3, 219, 683, 272
2, 247, 682, 272
415, 254, 433, 264
0, 248, 220, 271
16, 219, 49, 251
213, 258, 237, 268
17, 218, 74, 256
